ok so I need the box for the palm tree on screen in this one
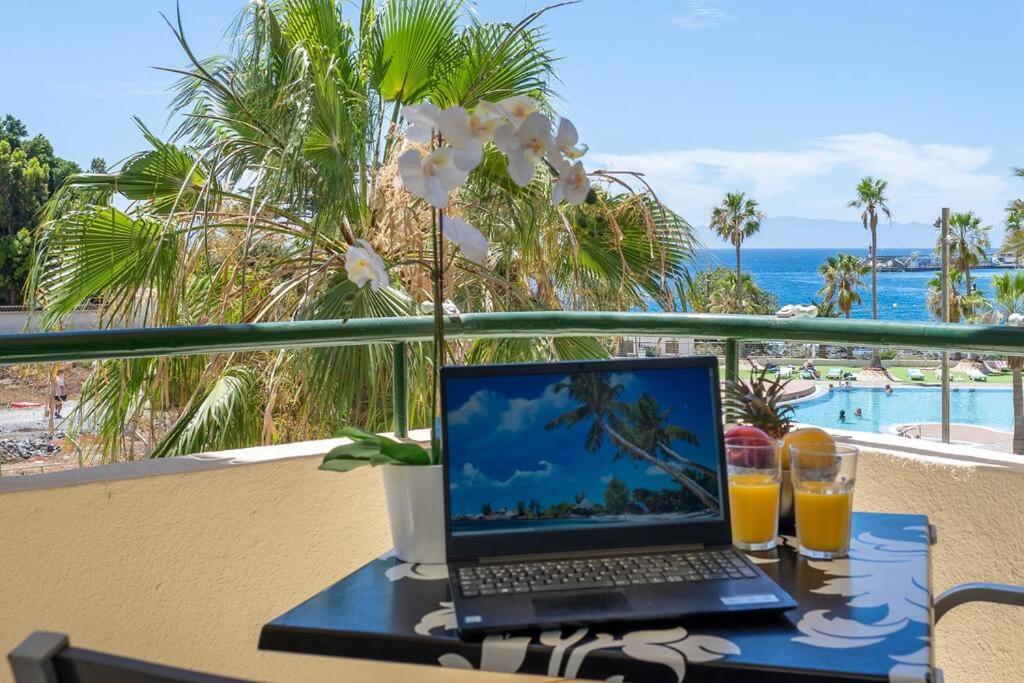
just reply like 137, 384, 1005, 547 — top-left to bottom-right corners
848, 176, 892, 366
817, 253, 869, 318
617, 393, 717, 483
545, 374, 720, 513
709, 192, 764, 312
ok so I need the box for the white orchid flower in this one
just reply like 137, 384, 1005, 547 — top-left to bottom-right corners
345, 240, 389, 292
443, 216, 489, 264
398, 147, 469, 208
551, 159, 590, 205
493, 112, 554, 187
435, 106, 493, 172
554, 117, 587, 160
400, 102, 440, 143
496, 95, 538, 128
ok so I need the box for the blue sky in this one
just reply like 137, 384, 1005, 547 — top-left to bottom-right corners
444, 367, 722, 516
5, 1, 1023, 246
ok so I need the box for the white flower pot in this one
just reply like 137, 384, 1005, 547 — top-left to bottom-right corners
381, 463, 446, 564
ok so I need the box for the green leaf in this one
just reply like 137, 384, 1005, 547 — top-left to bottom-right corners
379, 439, 431, 465
319, 457, 372, 472
336, 425, 384, 441
323, 438, 382, 461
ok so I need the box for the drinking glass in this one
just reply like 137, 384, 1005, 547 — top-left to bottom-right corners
725, 438, 781, 551
790, 443, 858, 559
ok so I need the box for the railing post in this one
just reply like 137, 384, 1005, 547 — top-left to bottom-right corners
940, 207, 951, 444
724, 338, 739, 423
725, 338, 739, 384
392, 342, 408, 438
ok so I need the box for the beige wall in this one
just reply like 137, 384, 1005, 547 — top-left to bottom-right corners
1, 445, 1021, 682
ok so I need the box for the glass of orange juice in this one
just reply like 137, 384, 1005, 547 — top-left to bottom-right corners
790, 443, 858, 559
725, 437, 781, 551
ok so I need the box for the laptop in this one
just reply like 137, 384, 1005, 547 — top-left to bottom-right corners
440, 356, 796, 636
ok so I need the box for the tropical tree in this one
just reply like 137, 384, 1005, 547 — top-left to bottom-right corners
817, 253, 869, 318
28, 0, 696, 461
686, 267, 777, 315
544, 373, 719, 512
926, 269, 986, 324
982, 272, 1024, 454
938, 211, 991, 297
709, 191, 764, 311
1001, 169, 1024, 263
848, 176, 892, 365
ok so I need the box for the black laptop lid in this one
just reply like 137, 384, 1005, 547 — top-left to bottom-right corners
441, 357, 731, 562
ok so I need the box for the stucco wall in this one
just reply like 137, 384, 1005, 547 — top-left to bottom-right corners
0, 444, 1021, 682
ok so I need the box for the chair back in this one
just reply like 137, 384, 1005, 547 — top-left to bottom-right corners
8, 632, 249, 683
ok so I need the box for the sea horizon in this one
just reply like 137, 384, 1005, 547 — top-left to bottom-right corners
692, 247, 1016, 322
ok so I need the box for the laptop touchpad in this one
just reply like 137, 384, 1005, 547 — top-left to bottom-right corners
532, 591, 632, 618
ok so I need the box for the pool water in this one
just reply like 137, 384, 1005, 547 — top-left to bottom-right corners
790, 387, 1014, 433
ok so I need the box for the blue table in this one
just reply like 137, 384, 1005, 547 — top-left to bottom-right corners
260, 512, 934, 681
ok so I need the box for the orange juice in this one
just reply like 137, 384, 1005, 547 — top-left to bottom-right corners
728, 473, 780, 546
794, 481, 853, 553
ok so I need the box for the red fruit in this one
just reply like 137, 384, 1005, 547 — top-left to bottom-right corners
724, 425, 776, 468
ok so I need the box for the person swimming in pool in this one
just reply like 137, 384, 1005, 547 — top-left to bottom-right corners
885, 384, 893, 395
839, 409, 847, 422
855, 408, 863, 418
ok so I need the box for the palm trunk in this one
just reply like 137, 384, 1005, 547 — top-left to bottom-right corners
869, 227, 881, 367
1012, 365, 1024, 455
657, 441, 719, 481
734, 240, 743, 313
599, 418, 720, 513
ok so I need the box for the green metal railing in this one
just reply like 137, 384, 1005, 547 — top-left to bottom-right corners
2, 312, 1021, 439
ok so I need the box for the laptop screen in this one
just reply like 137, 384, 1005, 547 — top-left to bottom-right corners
443, 361, 725, 538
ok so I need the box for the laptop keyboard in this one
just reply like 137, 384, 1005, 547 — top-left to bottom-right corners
456, 549, 758, 598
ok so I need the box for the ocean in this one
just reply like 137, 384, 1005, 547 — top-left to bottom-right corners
696, 248, 1016, 322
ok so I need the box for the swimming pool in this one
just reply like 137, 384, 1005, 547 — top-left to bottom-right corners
789, 386, 1014, 433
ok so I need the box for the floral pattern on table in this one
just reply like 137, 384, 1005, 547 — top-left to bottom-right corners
415, 601, 740, 682
790, 525, 931, 679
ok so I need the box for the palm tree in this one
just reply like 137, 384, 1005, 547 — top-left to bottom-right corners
1001, 170, 1024, 263
689, 268, 777, 315
544, 374, 720, 512
983, 272, 1024, 454
27, 1, 697, 461
817, 253, 869, 318
939, 211, 991, 297
617, 392, 716, 481
848, 177, 892, 366
926, 269, 986, 324
709, 192, 764, 311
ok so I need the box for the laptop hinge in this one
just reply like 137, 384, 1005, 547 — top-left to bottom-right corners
480, 543, 706, 564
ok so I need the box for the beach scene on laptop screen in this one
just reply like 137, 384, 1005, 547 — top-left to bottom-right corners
445, 366, 723, 535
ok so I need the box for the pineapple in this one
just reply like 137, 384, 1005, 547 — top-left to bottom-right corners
722, 368, 795, 439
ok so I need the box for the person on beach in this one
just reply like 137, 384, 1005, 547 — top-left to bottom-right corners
53, 369, 68, 419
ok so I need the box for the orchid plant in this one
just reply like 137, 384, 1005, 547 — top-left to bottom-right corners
327, 96, 592, 469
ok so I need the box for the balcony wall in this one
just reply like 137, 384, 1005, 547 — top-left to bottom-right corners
0, 436, 1022, 683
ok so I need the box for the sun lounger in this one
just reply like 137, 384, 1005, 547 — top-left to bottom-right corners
984, 360, 1009, 373
968, 368, 988, 382
826, 367, 842, 380
778, 365, 793, 379
908, 368, 925, 381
